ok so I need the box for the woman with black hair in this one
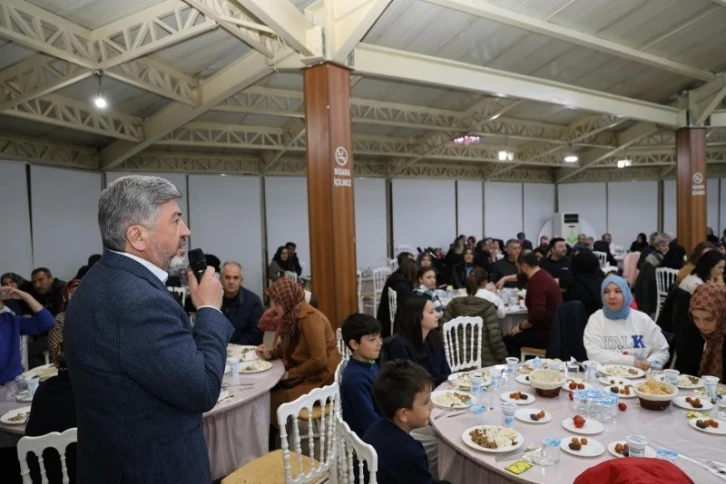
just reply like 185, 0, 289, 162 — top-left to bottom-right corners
377, 258, 418, 338
268, 246, 293, 283
563, 249, 605, 318
388, 294, 451, 386
629, 233, 648, 253
451, 248, 476, 290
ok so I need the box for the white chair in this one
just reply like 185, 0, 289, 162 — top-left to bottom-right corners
222, 383, 339, 484
334, 357, 349, 414
336, 328, 351, 358
284, 271, 299, 283
168, 286, 186, 303
388, 259, 398, 273
655, 267, 679, 321
357, 271, 363, 313
443, 317, 483, 372
370, 267, 390, 316
387, 287, 397, 336
17, 428, 77, 484
593, 251, 608, 269
337, 417, 378, 484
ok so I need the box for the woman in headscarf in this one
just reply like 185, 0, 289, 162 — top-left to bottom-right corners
583, 275, 670, 370
629, 233, 648, 253
267, 246, 293, 284
675, 283, 726, 379
564, 249, 605, 318
47, 279, 81, 360
255, 278, 340, 426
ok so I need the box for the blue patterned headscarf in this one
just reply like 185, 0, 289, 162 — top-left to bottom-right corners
601, 275, 632, 320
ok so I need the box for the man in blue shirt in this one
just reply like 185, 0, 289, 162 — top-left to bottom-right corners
340, 314, 383, 437
363, 360, 452, 484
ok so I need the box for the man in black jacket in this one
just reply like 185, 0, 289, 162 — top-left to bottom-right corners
285, 241, 303, 276
593, 233, 617, 267
220, 261, 264, 346
23, 267, 66, 367
540, 238, 573, 288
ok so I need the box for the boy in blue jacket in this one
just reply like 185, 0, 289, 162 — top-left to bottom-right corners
340, 313, 383, 438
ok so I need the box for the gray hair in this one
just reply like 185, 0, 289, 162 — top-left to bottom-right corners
221, 261, 243, 272
653, 234, 669, 248
99, 175, 182, 251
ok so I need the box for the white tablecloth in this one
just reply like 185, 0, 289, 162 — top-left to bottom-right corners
1, 361, 285, 481
430, 369, 726, 483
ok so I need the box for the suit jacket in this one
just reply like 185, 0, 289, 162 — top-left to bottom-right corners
223, 287, 264, 346
64, 250, 233, 484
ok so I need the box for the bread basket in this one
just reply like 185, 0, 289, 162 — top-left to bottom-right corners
529, 369, 565, 398
634, 379, 679, 410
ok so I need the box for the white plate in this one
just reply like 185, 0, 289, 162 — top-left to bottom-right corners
450, 371, 492, 390
227, 344, 258, 361
598, 376, 632, 386
560, 437, 605, 457
515, 374, 531, 386
561, 417, 604, 435
514, 408, 551, 424
603, 384, 637, 399
461, 425, 524, 453
607, 441, 657, 458
501, 392, 536, 405
656, 374, 704, 389
431, 390, 473, 409
688, 418, 726, 435
673, 396, 714, 411
239, 360, 272, 374
562, 381, 593, 391
21, 364, 57, 380
0, 406, 31, 425
599, 365, 645, 379
15, 391, 33, 403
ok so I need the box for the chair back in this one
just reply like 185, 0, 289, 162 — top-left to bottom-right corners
388, 259, 398, 273
443, 316, 483, 372
546, 301, 588, 362
334, 358, 349, 415
357, 271, 363, 313
167, 286, 186, 304
336, 328, 351, 358
387, 287, 397, 336
278, 383, 339, 484
336, 417, 378, 484
285, 271, 299, 282
371, 268, 390, 316
593, 251, 608, 268
17, 428, 77, 484
655, 267, 679, 321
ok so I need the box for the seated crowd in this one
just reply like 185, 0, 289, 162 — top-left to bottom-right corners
2, 227, 726, 484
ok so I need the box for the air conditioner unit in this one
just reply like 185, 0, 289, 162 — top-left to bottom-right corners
552, 213, 580, 245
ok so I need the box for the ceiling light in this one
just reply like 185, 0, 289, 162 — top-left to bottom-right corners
564, 154, 579, 163
92, 70, 108, 110
498, 150, 514, 161
617, 158, 632, 169
453, 135, 480, 146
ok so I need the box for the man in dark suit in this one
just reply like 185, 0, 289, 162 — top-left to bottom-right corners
593, 233, 617, 267
220, 261, 264, 345
64, 175, 233, 484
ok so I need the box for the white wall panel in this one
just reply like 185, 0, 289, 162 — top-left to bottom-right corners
707, 178, 720, 235
607, 181, 658, 246
392, 179, 456, 249
354, 178, 387, 269
105, 172, 188, 225
0, 161, 33, 279
663, 180, 676, 235
523, 183, 555, 243
484, 182, 522, 240
188, 175, 264, 297
457, 180, 483, 240
557, 183, 606, 238
265, 176, 310, 277
31, 166, 102, 281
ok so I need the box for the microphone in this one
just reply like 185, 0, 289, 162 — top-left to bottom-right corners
187, 248, 207, 283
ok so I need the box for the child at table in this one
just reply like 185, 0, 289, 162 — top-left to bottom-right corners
340, 314, 383, 438
363, 360, 452, 484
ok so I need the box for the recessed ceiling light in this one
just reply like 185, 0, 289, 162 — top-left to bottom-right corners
564, 154, 579, 163
93, 96, 107, 109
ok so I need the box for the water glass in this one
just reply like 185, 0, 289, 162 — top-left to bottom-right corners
572, 390, 588, 413
501, 402, 517, 428
596, 395, 617, 423
539, 438, 561, 465
583, 361, 598, 381
227, 357, 241, 376
471, 373, 482, 395
648, 360, 664, 378
702, 375, 720, 401
27, 377, 39, 398
566, 361, 579, 380
663, 369, 680, 387
716, 395, 726, 421
491, 374, 503, 390
505, 357, 519, 377
586, 389, 603, 418
469, 400, 486, 424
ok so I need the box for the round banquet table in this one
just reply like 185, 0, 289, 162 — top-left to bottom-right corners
0, 360, 284, 480
430, 367, 726, 484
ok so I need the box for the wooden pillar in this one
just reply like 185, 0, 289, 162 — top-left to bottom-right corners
304, 62, 357, 328
676, 127, 707, 253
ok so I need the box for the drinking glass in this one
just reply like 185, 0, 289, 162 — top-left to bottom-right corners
501, 402, 517, 428
566, 361, 580, 380
663, 369, 680, 387
716, 395, 726, 421
586, 389, 603, 418
702, 375, 720, 402
505, 357, 519, 377
471, 373, 482, 396
573, 390, 588, 414
27, 377, 39, 397
227, 357, 241, 377
583, 361, 598, 381
648, 360, 664, 378
539, 438, 561, 465
597, 395, 616, 423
